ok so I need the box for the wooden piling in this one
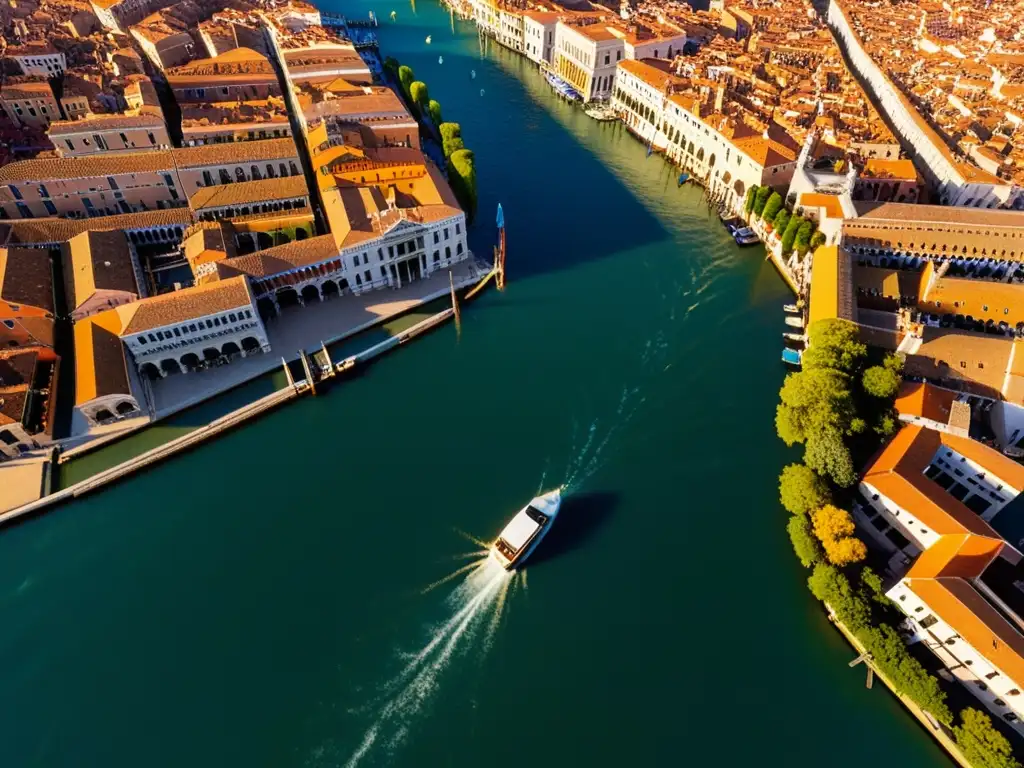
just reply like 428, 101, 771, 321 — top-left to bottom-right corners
282, 357, 294, 389
299, 350, 316, 395
320, 341, 335, 377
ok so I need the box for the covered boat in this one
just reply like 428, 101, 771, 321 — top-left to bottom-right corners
490, 489, 562, 570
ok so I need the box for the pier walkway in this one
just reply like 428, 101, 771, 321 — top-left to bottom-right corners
145, 259, 484, 419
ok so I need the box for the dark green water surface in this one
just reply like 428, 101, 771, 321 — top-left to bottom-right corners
0, 4, 951, 766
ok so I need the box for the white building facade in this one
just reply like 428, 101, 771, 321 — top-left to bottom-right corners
523, 13, 557, 65
124, 294, 270, 377
612, 61, 797, 214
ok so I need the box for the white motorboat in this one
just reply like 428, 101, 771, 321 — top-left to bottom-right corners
785, 316, 804, 328
490, 488, 562, 570
783, 303, 799, 313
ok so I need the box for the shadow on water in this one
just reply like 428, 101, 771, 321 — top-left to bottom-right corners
368, 20, 676, 281
525, 491, 618, 569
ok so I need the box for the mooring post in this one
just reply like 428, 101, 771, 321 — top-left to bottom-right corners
320, 341, 334, 377
282, 357, 294, 389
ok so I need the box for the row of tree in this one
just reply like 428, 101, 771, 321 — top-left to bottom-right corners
385, 57, 444, 128
775, 319, 1021, 768
383, 57, 478, 222
745, 185, 826, 256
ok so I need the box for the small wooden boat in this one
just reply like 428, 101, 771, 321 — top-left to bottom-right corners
783, 303, 799, 313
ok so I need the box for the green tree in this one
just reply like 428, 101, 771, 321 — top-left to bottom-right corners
442, 135, 465, 159
860, 623, 952, 724
875, 413, 898, 437
795, 219, 816, 254
780, 214, 803, 254
440, 122, 462, 142
753, 186, 772, 216
772, 208, 791, 235
805, 427, 857, 487
810, 230, 827, 249
761, 191, 783, 222
863, 365, 901, 399
779, 463, 831, 516
807, 564, 872, 633
803, 319, 867, 375
883, 352, 904, 373
448, 148, 477, 222
427, 99, 443, 125
860, 567, 894, 609
954, 708, 1021, 768
775, 367, 855, 446
787, 514, 823, 567
409, 80, 429, 112
398, 65, 415, 98
744, 185, 759, 215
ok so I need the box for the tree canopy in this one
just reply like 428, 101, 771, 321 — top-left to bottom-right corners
795, 219, 816, 254
442, 135, 464, 159
427, 99, 443, 126
440, 122, 462, 142
810, 230, 827, 250
954, 708, 1022, 768
863, 365, 901, 399
779, 463, 831, 516
744, 186, 758, 214
803, 319, 867, 375
448, 148, 477, 222
410, 80, 429, 110
804, 427, 857, 487
753, 186, 772, 216
787, 514, 822, 567
762, 191, 783, 223
775, 367, 855, 446
780, 214, 803, 254
398, 65, 415, 98
773, 208, 791, 235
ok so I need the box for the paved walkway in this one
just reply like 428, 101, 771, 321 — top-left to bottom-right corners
147, 259, 485, 418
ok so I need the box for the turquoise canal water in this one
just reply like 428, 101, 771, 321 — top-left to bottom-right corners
0, 4, 952, 766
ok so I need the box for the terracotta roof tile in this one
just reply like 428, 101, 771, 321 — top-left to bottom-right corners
0, 247, 54, 314
187, 175, 309, 211
119, 276, 254, 335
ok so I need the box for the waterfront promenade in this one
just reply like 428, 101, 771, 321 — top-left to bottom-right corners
61, 259, 486, 457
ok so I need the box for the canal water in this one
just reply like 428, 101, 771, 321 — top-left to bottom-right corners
0, 3, 951, 766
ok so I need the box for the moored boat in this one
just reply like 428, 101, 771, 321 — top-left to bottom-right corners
783, 331, 806, 343
783, 303, 799, 313
785, 315, 804, 328
490, 488, 562, 570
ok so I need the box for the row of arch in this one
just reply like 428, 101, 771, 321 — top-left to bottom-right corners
200, 198, 308, 222
140, 337, 263, 379
127, 226, 184, 245
89, 400, 140, 424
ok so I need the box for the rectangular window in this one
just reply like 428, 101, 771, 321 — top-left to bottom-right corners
388, 245, 394, 258
43, 200, 57, 215
397, 242, 406, 255
119, 132, 129, 146
64, 139, 74, 151
364, 270, 372, 282
15, 202, 32, 219
8, 185, 22, 200
456, 223, 461, 235
148, 131, 156, 145
381, 266, 387, 278
444, 228, 450, 240
173, 328, 181, 337
433, 231, 439, 244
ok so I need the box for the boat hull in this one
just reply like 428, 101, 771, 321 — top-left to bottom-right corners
491, 489, 562, 570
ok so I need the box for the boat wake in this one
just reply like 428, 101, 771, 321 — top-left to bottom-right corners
324, 556, 515, 768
